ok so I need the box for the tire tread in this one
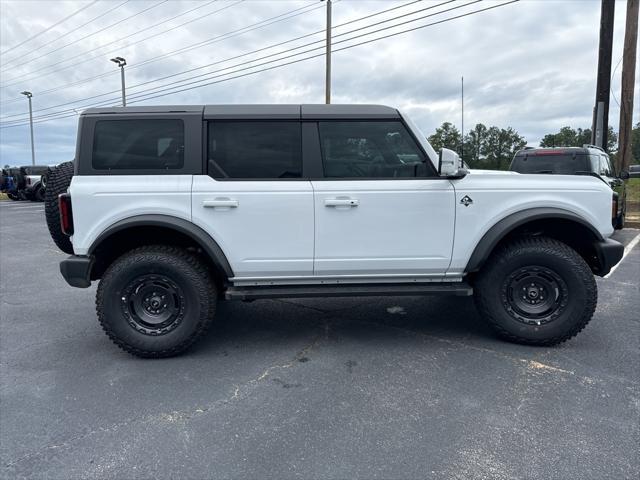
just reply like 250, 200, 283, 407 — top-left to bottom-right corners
475, 236, 597, 346
96, 245, 217, 358
44, 161, 74, 254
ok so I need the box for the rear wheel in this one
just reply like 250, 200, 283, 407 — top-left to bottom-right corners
44, 161, 74, 254
96, 245, 217, 358
474, 237, 597, 346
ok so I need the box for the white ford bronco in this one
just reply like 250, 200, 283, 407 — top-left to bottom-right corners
46, 104, 624, 358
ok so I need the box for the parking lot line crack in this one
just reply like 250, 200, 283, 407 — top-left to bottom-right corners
347, 317, 638, 388
3, 323, 331, 472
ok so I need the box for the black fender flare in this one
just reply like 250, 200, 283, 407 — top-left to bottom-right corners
88, 214, 234, 278
465, 207, 604, 273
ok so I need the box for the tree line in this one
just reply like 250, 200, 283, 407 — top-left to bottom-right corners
427, 122, 639, 170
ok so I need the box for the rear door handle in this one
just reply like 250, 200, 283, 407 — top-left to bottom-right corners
203, 198, 239, 208
324, 198, 359, 207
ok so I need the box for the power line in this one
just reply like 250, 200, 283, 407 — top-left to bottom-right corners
1, 0, 130, 67
0, 0, 485, 124
0, 0, 307, 106
0, 0, 519, 129
125, 0, 521, 105
113, 0, 470, 106
0, 0, 423, 115
2, 0, 224, 72
0, 0, 100, 56
1, 0, 452, 122
0, 0, 308, 92
0, 0, 170, 85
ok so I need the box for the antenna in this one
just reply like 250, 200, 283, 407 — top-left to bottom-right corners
461, 76, 464, 163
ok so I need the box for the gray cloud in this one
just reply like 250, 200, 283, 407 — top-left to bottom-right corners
1, 0, 638, 166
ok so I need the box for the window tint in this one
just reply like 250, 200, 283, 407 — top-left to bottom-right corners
318, 121, 428, 178
208, 122, 302, 179
92, 119, 184, 170
599, 154, 614, 177
510, 154, 590, 174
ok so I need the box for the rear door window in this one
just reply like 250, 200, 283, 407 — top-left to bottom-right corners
92, 119, 185, 170
510, 154, 589, 174
207, 122, 302, 179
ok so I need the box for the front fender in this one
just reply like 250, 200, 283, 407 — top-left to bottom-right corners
464, 207, 603, 273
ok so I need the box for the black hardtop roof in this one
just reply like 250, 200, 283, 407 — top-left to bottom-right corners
81, 104, 400, 120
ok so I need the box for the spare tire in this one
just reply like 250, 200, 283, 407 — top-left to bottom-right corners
45, 161, 75, 254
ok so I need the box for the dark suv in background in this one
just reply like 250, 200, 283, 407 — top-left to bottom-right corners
510, 145, 629, 229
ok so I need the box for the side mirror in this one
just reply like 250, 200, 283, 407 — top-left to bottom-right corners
439, 148, 463, 177
619, 170, 630, 180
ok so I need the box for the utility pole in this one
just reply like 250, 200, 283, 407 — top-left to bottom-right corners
617, 0, 638, 173
20, 91, 35, 165
324, 0, 332, 104
110, 57, 127, 106
591, 0, 615, 151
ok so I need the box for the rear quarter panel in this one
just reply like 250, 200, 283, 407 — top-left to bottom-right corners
69, 175, 192, 255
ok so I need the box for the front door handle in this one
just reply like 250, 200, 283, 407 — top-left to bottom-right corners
203, 198, 239, 208
324, 198, 359, 207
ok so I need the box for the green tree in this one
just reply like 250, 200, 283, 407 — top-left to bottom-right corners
428, 122, 527, 170
481, 126, 527, 170
462, 123, 488, 167
428, 122, 462, 155
540, 126, 617, 151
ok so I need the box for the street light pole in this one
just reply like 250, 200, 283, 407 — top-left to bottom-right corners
20, 91, 35, 165
110, 57, 127, 106
324, 0, 332, 104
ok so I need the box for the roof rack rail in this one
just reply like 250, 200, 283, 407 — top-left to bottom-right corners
582, 144, 605, 152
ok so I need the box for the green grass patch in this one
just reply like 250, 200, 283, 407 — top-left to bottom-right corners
627, 178, 640, 203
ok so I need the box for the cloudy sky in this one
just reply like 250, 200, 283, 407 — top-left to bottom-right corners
0, 0, 637, 166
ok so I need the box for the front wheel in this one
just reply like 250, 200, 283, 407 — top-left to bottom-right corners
96, 245, 217, 358
474, 237, 597, 346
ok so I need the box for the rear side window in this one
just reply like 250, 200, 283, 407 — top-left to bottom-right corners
510, 154, 589, 174
92, 119, 184, 170
208, 122, 302, 179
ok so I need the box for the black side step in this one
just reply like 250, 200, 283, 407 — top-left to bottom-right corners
225, 282, 473, 300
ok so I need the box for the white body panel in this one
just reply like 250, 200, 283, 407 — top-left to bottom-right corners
70, 175, 192, 255
69, 109, 616, 287
447, 172, 615, 274
311, 179, 456, 275
191, 176, 314, 277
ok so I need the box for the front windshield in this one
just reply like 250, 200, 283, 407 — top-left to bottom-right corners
399, 112, 439, 170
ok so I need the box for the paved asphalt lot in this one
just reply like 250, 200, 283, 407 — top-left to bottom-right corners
0, 200, 638, 480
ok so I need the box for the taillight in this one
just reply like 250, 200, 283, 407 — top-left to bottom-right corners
26, 177, 31, 186
612, 195, 618, 220
59, 193, 74, 236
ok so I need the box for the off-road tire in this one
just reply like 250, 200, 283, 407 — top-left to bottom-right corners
474, 237, 597, 346
33, 186, 45, 202
96, 245, 217, 358
44, 161, 74, 254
